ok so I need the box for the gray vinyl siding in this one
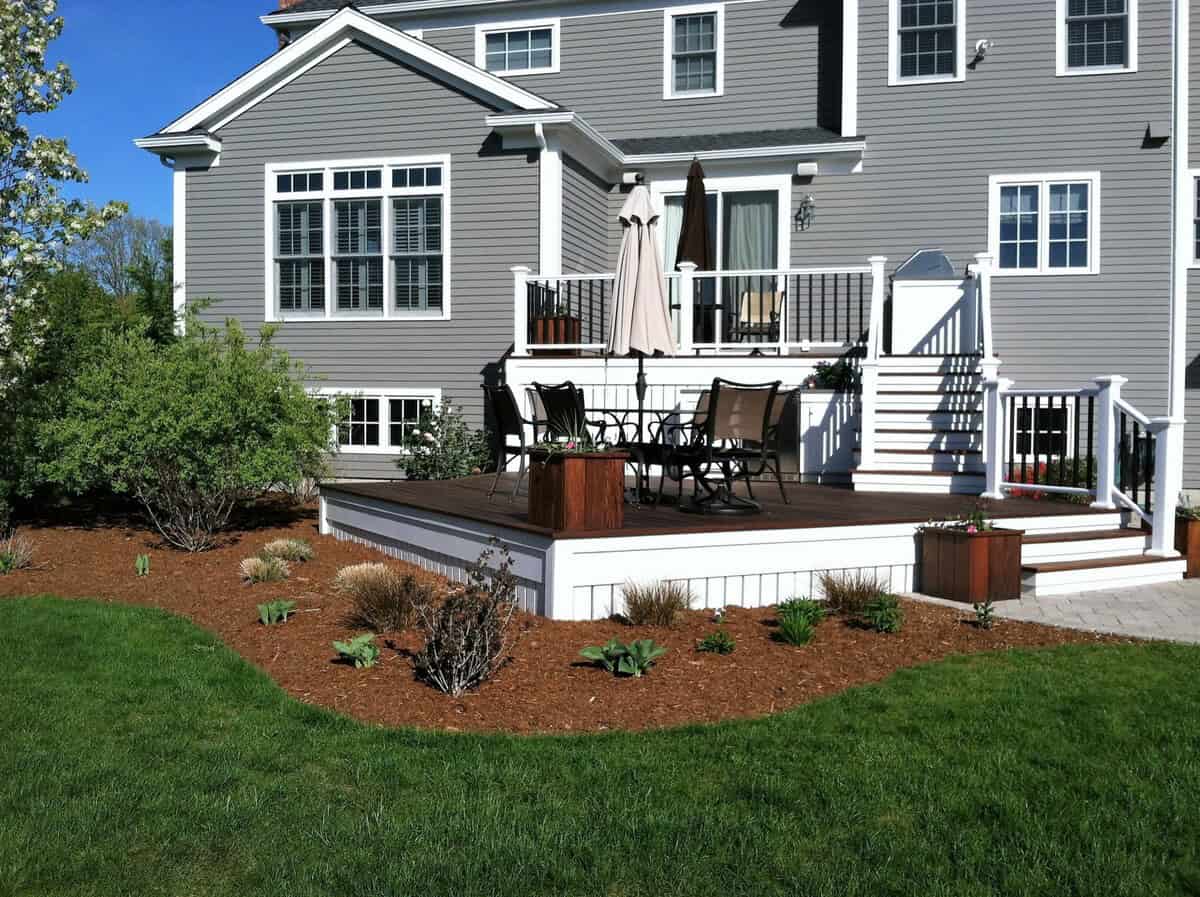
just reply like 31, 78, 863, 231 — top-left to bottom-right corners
1186, 17, 1200, 489
419, 0, 827, 138
185, 40, 539, 479
561, 154, 611, 274
787, 0, 1174, 427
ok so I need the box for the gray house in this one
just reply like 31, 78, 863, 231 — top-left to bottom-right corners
136, 0, 1196, 601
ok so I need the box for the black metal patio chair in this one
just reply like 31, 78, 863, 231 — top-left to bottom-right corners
481, 384, 536, 501
531, 380, 612, 444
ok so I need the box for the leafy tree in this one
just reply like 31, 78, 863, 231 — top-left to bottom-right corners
127, 235, 175, 344
41, 320, 343, 551
1, 0, 125, 397
69, 215, 168, 298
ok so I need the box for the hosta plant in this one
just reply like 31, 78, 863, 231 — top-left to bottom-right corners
697, 628, 736, 655
580, 638, 667, 677
863, 594, 904, 634
333, 634, 380, 669
134, 554, 151, 577
260, 538, 313, 563
258, 599, 296, 626
240, 555, 289, 584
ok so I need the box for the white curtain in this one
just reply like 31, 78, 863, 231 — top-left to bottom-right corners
723, 190, 778, 271
661, 195, 685, 271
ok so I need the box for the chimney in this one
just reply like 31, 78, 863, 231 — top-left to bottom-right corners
278, 0, 305, 7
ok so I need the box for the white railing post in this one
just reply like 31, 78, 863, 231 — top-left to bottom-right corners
981, 376, 1011, 500
1091, 375, 1128, 510
858, 255, 888, 469
677, 262, 696, 356
511, 265, 531, 357
973, 252, 999, 380
1148, 416, 1185, 556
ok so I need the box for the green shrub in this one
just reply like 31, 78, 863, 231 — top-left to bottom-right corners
820, 570, 887, 617
260, 538, 314, 563
134, 554, 150, 577
335, 562, 434, 632
580, 638, 667, 677
778, 598, 825, 627
804, 359, 860, 392
414, 542, 518, 696
862, 594, 904, 634
775, 615, 816, 647
622, 580, 693, 627
258, 599, 296, 626
40, 320, 341, 551
399, 400, 491, 481
240, 555, 289, 584
333, 634, 380, 669
697, 628, 736, 655
0, 531, 34, 574
974, 599, 996, 631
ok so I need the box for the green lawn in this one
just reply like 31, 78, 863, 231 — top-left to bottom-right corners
2, 597, 1199, 897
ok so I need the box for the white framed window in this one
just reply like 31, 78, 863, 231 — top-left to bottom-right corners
988, 172, 1101, 276
320, 388, 441, 455
1056, 0, 1137, 76
1191, 173, 1200, 268
264, 156, 451, 322
662, 4, 725, 100
888, 0, 965, 86
1012, 405, 1072, 459
474, 18, 560, 76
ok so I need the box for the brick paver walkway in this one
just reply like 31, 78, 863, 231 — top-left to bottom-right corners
909, 579, 1200, 644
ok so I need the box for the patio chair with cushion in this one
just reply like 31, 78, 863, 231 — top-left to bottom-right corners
481, 384, 537, 501
675, 378, 783, 514
728, 288, 784, 345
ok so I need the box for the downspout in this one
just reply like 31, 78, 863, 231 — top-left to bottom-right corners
1167, 0, 1190, 498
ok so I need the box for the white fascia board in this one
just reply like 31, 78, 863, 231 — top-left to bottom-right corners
621, 140, 867, 165
485, 110, 625, 179
262, 0, 523, 27
163, 6, 553, 135
133, 134, 222, 154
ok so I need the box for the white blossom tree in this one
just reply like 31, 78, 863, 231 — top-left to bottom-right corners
1, 0, 125, 394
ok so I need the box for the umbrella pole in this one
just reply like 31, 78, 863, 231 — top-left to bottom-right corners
635, 352, 648, 501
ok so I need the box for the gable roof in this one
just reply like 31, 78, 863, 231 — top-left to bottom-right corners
155, 5, 556, 137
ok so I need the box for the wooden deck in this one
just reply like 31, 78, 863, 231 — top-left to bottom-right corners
325, 476, 1108, 541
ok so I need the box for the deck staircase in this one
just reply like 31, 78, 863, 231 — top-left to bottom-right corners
1018, 521, 1186, 596
852, 353, 987, 494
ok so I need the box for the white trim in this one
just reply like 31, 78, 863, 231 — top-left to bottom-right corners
887, 0, 967, 87
134, 134, 222, 154
987, 171, 1102, 277
474, 16, 561, 76
841, 0, 859, 136
264, 154, 452, 323
649, 171, 791, 271
623, 140, 866, 165
317, 387, 442, 456
1170, 0, 1190, 430
662, 3, 725, 100
536, 125, 564, 276
1055, 0, 1138, 77
172, 167, 187, 336
161, 6, 553, 136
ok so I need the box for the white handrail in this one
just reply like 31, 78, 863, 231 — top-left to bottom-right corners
973, 252, 996, 363
1114, 397, 1152, 427
689, 266, 873, 278
1005, 387, 1098, 398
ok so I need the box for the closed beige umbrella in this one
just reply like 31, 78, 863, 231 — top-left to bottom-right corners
608, 185, 675, 358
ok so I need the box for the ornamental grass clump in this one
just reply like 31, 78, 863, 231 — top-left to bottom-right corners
414, 541, 518, 697
774, 598, 826, 647
819, 570, 888, 617
335, 563, 435, 632
260, 538, 314, 563
240, 555, 290, 584
621, 580, 693, 627
0, 531, 34, 574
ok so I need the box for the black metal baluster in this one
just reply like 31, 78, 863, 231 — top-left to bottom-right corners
1072, 395, 1081, 488
1019, 396, 1029, 486
1132, 419, 1142, 506
858, 274, 865, 344
1033, 396, 1042, 485
820, 274, 826, 343
1086, 395, 1095, 493
807, 274, 814, 343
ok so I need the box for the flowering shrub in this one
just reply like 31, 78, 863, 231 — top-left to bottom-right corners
803, 359, 859, 392
400, 400, 491, 480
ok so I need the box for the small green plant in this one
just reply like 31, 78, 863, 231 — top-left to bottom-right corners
1179, 494, 1200, 520
332, 633, 380, 669
819, 570, 887, 617
775, 615, 816, 646
621, 580, 693, 627
778, 598, 825, 627
260, 538, 314, 563
134, 554, 151, 577
580, 638, 667, 677
974, 599, 996, 631
258, 599, 297, 626
862, 594, 904, 634
697, 628, 736, 655
0, 531, 34, 574
803, 358, 860, 392
240, 555, 290, 584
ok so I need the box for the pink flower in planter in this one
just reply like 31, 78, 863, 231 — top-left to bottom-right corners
565, 441, 576, 450
966, 525, 978, 534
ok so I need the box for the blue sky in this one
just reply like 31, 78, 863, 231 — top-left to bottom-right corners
41, 1, 281, 224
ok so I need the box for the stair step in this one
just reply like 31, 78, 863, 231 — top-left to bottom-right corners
1022, 554, 1170, 574
1022, 528, 1146, 545
852, 468, 986, 495
1020, 553, 1186, 597
856, 448, 983, 472
1021, 528, 1153, 563
876, 410, 983, 429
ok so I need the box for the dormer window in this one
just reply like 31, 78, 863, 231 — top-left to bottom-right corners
474, 19, 560, 76
663, 4, 725, 99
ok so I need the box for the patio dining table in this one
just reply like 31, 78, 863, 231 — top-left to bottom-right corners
586, 405, 702, 505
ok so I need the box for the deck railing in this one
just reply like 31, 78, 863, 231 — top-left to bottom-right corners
982, 374, 1182, 555
510, 260, 884, 357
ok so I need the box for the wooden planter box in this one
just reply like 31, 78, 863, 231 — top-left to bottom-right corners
1175, 517, 1200, 579
531, 316, 582, 356
920, 526, 1024, 604
528, 451, 628, 532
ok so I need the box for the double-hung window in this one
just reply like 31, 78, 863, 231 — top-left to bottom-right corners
266, 157, 450, 321
989, 173, 1101, 276
1058, 0, 1136, 75
327, 390, 438, 453
889, 0, 964, 85
475, 19, 559, 75
1014, 406, 1070, 458
663, 4, 724, 99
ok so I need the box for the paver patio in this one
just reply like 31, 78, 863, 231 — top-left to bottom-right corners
909, 580, 1200, 644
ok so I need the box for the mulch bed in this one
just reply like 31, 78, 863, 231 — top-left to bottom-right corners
0, 502, 1129, 734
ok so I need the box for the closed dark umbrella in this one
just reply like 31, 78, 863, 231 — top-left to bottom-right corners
675, 158, 714, 271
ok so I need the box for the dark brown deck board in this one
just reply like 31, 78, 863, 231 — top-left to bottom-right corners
323, 477, 1109, 541
1022, 554, 1178, 574
1022, 528, 1146, 545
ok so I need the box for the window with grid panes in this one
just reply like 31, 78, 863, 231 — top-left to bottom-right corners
1065, 0, 1128, 69
897, 0, 957, 78
333, 199, 383, 313
275, 201, 324, 312
671, 13, 717, 93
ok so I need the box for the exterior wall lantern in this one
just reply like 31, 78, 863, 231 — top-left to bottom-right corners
794, 194, 816, 232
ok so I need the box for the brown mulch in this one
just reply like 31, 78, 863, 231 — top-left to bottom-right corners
0, 502, 1129, 734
